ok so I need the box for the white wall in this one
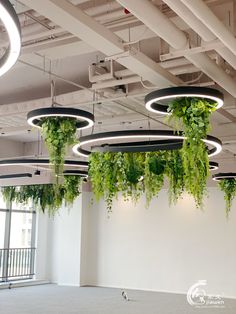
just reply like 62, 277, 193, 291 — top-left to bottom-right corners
80, 188, 236, 298
0, 138, 23, 158
46, 196, 83, 286
35, 212, 50, 281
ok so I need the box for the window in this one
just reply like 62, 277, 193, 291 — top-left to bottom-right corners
0, 192, 36, 282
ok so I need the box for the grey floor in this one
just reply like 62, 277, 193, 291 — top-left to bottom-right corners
0, 284, 235, 314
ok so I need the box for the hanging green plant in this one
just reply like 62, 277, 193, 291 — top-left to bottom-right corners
88, 151, 181, 212
2, 184, 63, 215
148, 154, 166, 175
1, 186, 17, 203
1, 176, 82, 215
63, 175, 82, 205
167, 97, 217, 207
144, 152, 165, 207
218, 179, 236, 216
165, 150, 185, 205
41, 117, 77, 178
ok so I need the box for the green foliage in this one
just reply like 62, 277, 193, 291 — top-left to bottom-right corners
168, 97, 217, 207
165, 150, 185, 205
218, 179, 236, 216
63, 175, 82, 205
89, 152, 144, 214
89, 151, 184, 212
1, 186, 16, 203
41, 117, 77, 178
144, 152, 164, 207
1, 176, 82, 215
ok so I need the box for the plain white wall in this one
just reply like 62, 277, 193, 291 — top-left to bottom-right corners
35, 212, 50, 281
46, 196, 83, 286
80, 188, 236, 298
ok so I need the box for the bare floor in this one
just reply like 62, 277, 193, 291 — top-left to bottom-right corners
0, 284, 235, 314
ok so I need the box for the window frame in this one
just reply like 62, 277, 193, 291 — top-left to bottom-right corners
0, 197, 36, 282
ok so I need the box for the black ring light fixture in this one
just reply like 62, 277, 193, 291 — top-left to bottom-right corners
0, 0, 21, 76
27, 107, 95, 131
0, 173, 32, 180
145, 86, 224, 115
63, 170, 88, 178
212, 173, 236, 181
72, 130, 222, 158
92, 139, 183, 153
209, 161, 219, 171
0, 158, 88, 169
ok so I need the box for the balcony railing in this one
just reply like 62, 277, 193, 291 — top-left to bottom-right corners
0, 248, 36, 282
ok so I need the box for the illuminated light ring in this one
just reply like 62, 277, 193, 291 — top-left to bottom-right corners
212, 173, 236, 181
27, 107, 94, 131
72, 130, 222, 158
145, 86, 224, 115
0, 158, 88, 169
0, 0, 21, 77
63, 170, 88, 178
209, 161, 219, 171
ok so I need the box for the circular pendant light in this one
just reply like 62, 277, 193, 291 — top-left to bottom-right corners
72, 130, 222, 158
27, 107, 94, 130
0, 0, 21, 76
0, 158, 88, 169
212, 173, 236, 181
209, 161, 219, 171
145, 86, 224, 115
91, 139, 183, 153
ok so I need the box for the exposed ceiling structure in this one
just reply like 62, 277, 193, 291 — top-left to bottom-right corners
0, 0, 235, 180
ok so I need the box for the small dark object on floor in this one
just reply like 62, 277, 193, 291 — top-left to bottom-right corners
122, 290, 129, 301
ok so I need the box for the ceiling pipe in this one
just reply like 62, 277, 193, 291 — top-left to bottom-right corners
117, 0, 236, 98
163, 0, 236, 69
180, 0, 236, 57
92, 75, 141, 89
20, 0, 181, 87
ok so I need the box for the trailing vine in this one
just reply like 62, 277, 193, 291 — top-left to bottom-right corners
63, 175, 82, 205
165, 150, 185, 205
41, 117, 77, 178
144, 152, 165, 207
168, 97, 217, 207
218, 179, 236, 216
1, 176, 82, 215
89, 151, 186, 212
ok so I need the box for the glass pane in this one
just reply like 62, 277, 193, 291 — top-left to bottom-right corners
0, 212, 6, 248
11, 199, 33, 211
10, 212, 33, 248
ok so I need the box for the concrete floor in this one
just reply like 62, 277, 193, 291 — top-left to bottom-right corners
0, 284, 235, 314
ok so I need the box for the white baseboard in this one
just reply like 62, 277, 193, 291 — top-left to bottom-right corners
0, 280, 50, 290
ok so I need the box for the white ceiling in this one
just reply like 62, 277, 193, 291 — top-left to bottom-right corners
0, 0, 235, 174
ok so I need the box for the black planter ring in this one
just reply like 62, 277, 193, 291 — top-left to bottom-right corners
27, 107, 94, 130
63, 170, 88, 177
209, 161, 219, 171
212, 173, 236, 181
145, 86, 224, 115
0, 158, 88, 169
72, 130, 222, 158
